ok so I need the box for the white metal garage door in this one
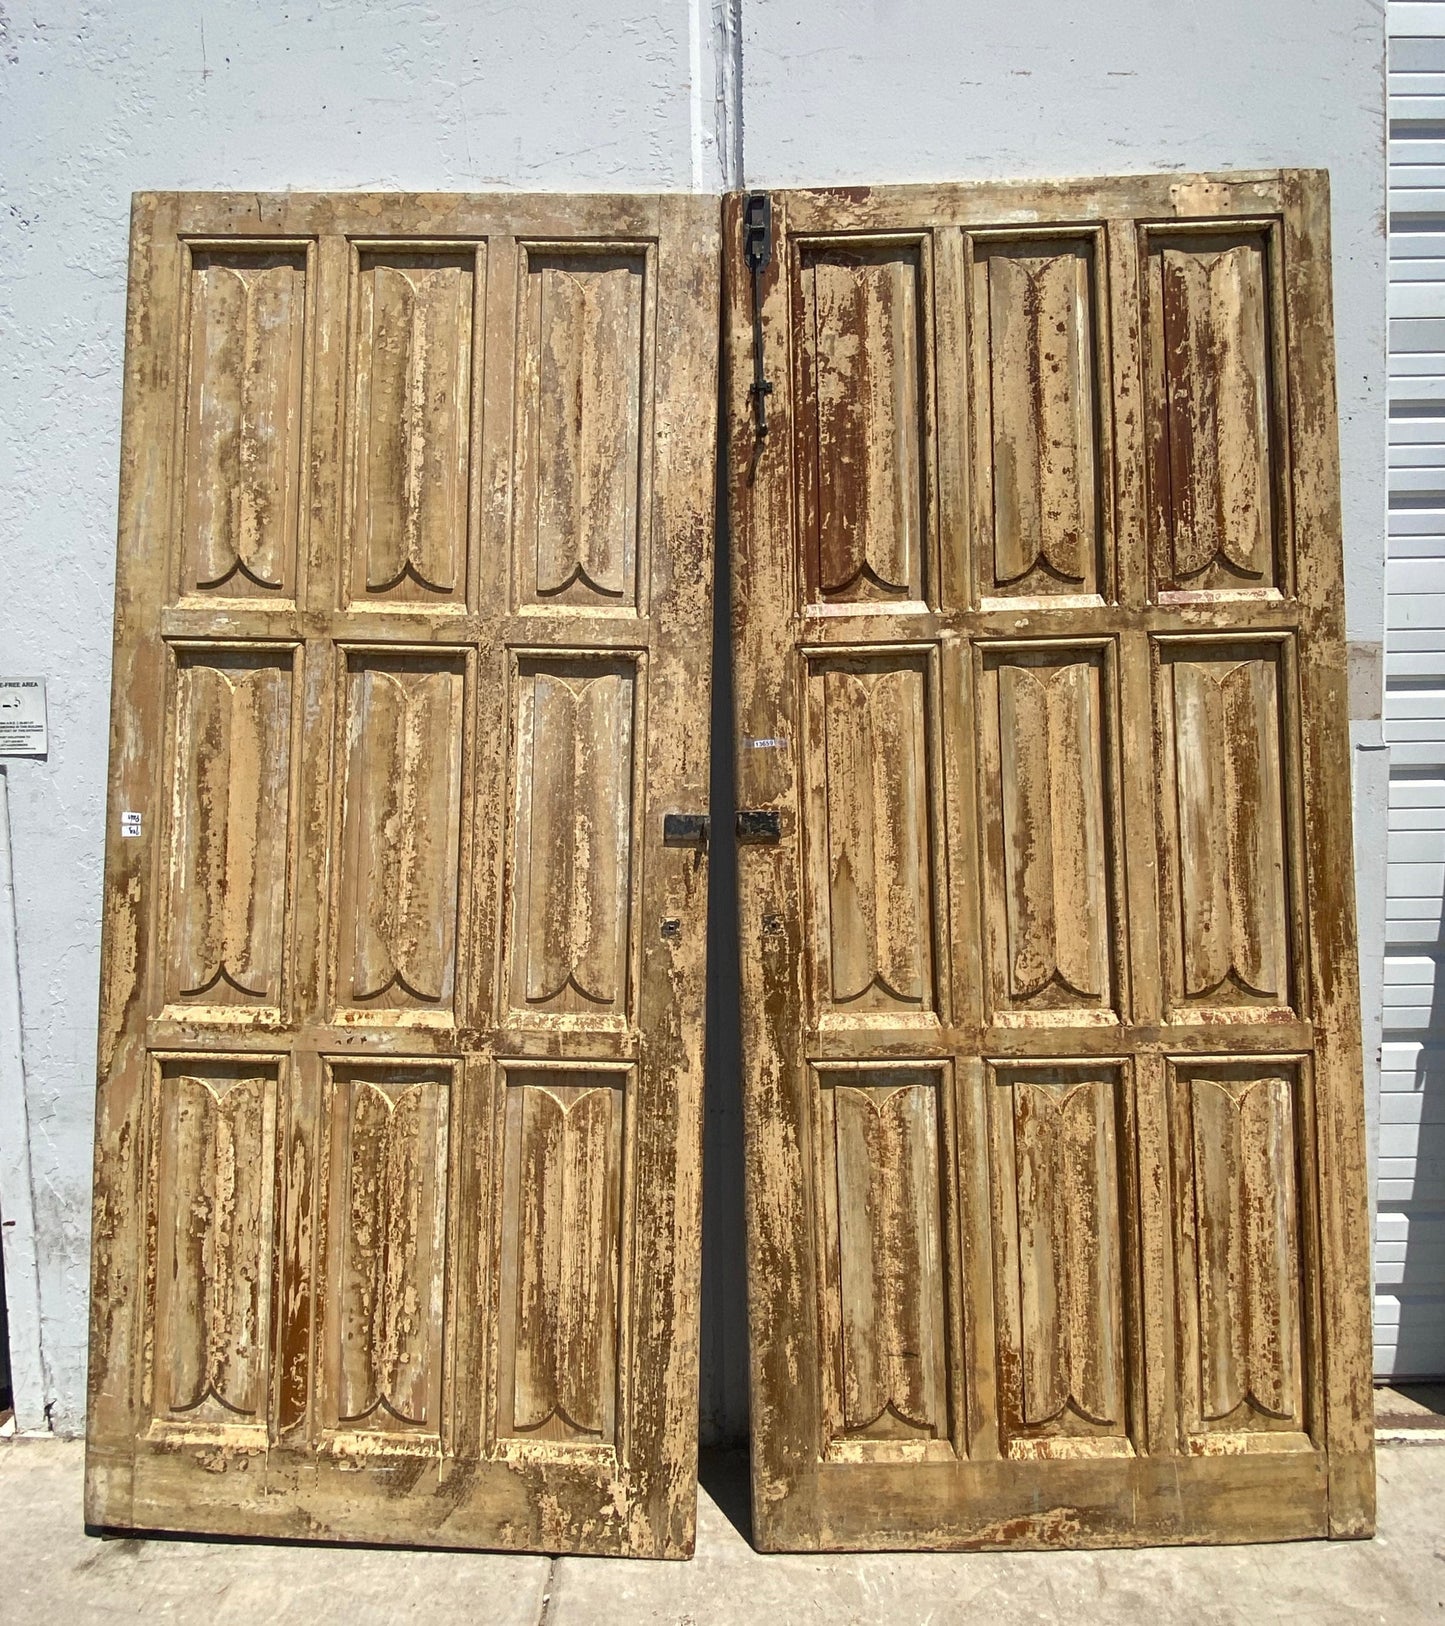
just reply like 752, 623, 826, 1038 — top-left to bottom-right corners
1383, 4, 1445, 1378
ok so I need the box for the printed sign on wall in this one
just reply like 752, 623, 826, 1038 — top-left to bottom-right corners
0, 679, 47, 756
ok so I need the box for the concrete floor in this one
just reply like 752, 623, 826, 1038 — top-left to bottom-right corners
1376, 1383, 1445, 1441
1, 1440, 1442, 1625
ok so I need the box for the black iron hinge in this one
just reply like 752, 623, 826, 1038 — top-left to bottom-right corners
743, 192, 773, 437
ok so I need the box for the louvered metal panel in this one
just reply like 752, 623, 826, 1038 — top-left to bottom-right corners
1384, 6, 1445, 1377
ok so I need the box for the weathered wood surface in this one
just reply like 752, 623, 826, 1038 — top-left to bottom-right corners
728, 172, 1372, 1550
87, 192, 718, 1558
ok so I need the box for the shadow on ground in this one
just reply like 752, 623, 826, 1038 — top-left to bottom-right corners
699, 1446, 752, 1545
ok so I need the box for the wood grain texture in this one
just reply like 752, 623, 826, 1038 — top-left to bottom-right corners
165, 650, 294, 1013
990, 1064, 1130, 1458
498, 1070, 625, 1444
87, 191, 718, 1558
1146, 228, 1285, 596
507, 659, 635, 1018
816, 1068, 951, 1453
337, 654, 465, 1017
795, 243, 928, 604
1156, 641, 1293, 1017
730, 173, 1371, 1551
320, 1064, 450, 1437
808, 655, 936, 1017
350, 252, 475, 604
1169, 1060, 1307, 1448
970, 236, 1102, 599
150, 1058, 280, 1429
180, 249, 306, 600
978, 646, 1115, 1021
515, 249, 648, 609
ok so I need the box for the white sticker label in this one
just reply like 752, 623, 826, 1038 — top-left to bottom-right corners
0, 678, 47, 756
120, 812, 142, 838
747, 736, 788, 751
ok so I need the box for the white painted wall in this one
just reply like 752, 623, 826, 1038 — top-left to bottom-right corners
0, 0, 1385, 1440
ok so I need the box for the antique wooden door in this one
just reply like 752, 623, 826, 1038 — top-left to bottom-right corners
728, 172, 1374, 1549
87, 192, 717, 1557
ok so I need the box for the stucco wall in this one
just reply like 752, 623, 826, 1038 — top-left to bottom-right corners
0, 0, 1384, 1442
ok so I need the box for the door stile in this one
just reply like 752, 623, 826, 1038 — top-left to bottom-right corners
940, 225, 994, 1463
726, 188, 825, 1526
90, 195, 183, 1523
1108, 204, 1174, 1461
611, 192, 721, 1552
945, 225, 1002, 1466
1277, 173, 1374, 1535
473, 226, 517, 1470
954, 1053, 998, 1462
273, 222, 335, 1464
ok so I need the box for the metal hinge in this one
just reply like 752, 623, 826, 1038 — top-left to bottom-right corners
743, 192, 773, 438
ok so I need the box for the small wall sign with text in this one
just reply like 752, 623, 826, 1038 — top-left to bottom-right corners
0, 678, 48, 756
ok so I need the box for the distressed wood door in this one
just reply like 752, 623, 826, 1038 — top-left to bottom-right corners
728, 172, 1373, 1550
87, 192, 717, 1557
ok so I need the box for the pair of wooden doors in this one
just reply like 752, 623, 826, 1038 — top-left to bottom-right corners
87, 173, 1372, 1559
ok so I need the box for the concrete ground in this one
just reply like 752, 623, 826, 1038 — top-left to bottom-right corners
1376, 1383, 1445, 1442
1, 1440, 1442, 1624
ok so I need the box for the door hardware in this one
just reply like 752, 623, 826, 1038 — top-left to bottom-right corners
743, 192, 773, 437
736, 808, 782, 843
663, 811, 710, 846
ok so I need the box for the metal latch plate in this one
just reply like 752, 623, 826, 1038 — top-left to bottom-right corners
663, 812, 710, 847
736, 808, 782, 843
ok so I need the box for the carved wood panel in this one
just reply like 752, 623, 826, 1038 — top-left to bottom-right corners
815, 1066, 951, 1454
91, 192, 716, 1557
1146, 227, 1286, 597
989, 1063, 1131, 1456
1169, 1060, 1309, 1447
164, 648, 295, 1015
514, 248, 649, 610
806, 654, 937, 1020
977, 645, 1117, 1022
180, 248, 307, 600
795, 241, 929, 605
336, 652, 467, 1019
348, 250, 477, 605
149, 1057, 281, 1431
1155, 639, 1294, 1019
506, 657, 636, 1020
969, 235, 1105, 600
497, 1068, 626, 1446
731, 175, 1369, 1551
319, 1063, 452, 1439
